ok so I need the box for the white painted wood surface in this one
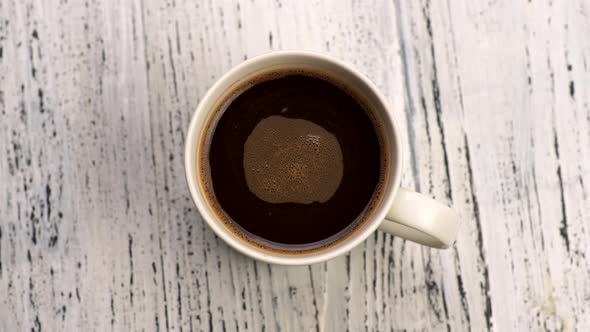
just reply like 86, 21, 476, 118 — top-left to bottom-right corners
1, 0, 589, 330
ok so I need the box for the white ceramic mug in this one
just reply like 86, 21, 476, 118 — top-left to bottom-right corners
185, 51, 460, 265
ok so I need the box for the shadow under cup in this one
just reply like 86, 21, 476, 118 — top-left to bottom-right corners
185, 52, 401, 264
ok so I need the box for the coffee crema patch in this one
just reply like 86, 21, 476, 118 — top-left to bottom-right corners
243, 115, 344, 204
203, 71, 386, 249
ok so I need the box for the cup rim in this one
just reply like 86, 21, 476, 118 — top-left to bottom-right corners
184, 50, 402, 265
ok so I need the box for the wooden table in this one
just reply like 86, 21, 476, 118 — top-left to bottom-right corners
1, 1, 589, 331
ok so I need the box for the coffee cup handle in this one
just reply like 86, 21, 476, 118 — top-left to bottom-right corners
379, 187, 460, 248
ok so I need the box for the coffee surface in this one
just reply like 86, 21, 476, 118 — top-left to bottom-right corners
207, 73, 382, 246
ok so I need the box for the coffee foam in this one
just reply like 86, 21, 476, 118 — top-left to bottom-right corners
243, 115, 343, 204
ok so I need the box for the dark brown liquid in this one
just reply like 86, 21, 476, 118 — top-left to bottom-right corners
204, 71, 385, 250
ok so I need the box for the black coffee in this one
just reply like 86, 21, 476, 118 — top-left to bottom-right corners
202, 70, 386, 251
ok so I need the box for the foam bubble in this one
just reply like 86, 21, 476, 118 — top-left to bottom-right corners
243, 115, 343, 204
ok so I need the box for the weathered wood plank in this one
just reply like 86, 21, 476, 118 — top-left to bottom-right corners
396, 0, 590, 330
1, 0, 589, 331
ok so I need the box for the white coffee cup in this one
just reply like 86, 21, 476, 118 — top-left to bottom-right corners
185, 51, 460, 265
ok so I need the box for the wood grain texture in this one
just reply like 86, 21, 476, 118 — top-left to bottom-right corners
0, 0, 589, 331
